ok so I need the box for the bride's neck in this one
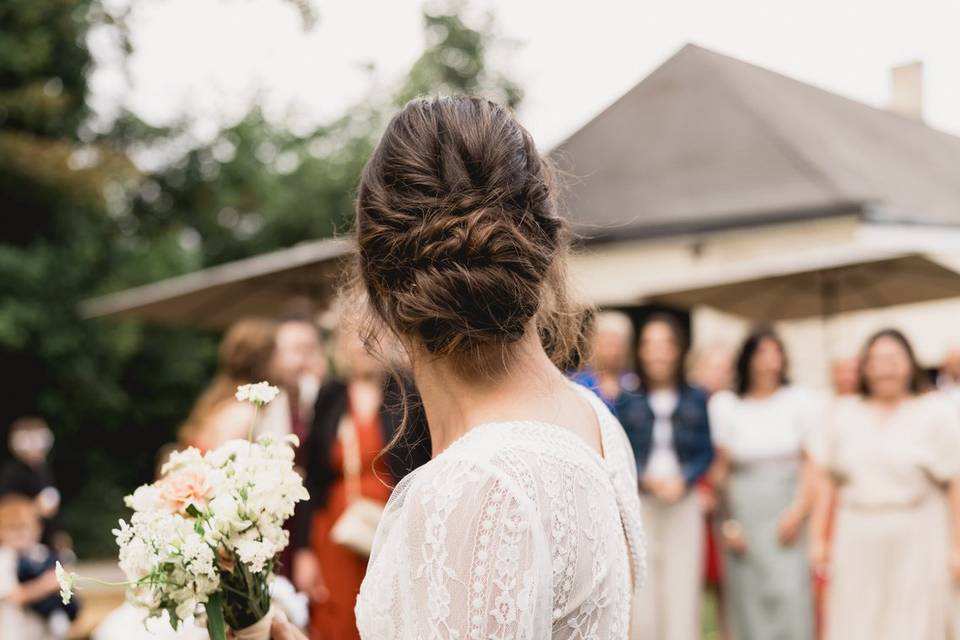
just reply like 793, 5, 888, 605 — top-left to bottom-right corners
411, 331, 564, 456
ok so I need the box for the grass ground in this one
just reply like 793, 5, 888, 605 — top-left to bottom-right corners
702, 589, 724, 639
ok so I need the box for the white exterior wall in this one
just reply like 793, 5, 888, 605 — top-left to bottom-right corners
569, 215, 960, 390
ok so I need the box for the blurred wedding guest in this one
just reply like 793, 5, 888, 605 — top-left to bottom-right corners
573, 310, 638, 409
273, 301, 328, 422
269, 308, 327, 580
0, 418, 70, 554
620, 314, 713, 640
938, 347, 960, 388
937, 347, 960, 413
0, 495, 72, 639
830, 356, 860, 397
709, 327, 818, 640
292, 327, 429, 640
178, 318, 290, 451
689, 345, 735, 640
809, 329, 960, 640
690, 344, 735, 396
809, 355, 861, 635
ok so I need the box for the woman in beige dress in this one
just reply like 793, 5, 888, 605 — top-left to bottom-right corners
810, 328, 960, 640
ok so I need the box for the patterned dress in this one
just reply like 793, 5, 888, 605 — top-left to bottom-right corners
355, 383, 645, 639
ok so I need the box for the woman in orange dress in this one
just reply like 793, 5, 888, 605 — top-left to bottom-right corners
292, 332, 429, 640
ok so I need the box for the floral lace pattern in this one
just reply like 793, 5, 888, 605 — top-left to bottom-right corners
356, 384, 645, 639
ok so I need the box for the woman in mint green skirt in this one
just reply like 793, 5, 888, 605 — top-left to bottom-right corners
709, 328, 818, 640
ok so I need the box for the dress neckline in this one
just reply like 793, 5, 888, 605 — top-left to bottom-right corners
449, 418, 608, 464
438, 381, 611, 466
386, 381, 617, 501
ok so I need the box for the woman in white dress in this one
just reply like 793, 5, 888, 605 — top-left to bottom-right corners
709, 327, 818, 640
348, 95, 645, 639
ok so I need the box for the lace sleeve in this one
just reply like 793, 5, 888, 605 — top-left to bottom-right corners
398, 459, 553, 639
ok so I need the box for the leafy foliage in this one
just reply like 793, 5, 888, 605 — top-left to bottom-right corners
0, 0, 520, 556
398, 3, 523, 108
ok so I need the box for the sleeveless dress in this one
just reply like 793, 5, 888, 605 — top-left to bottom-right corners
354, 383, 646, 639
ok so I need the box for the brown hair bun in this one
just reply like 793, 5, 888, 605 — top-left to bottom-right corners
356, 95, 581, 370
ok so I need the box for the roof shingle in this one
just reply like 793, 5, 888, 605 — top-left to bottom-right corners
552, 44, 960, 242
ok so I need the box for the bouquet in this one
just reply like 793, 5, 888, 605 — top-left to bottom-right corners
57, 382, 309, 640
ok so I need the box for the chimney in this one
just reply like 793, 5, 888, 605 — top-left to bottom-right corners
890, 61, 924, 121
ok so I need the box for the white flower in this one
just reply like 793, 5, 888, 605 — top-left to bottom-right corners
205, 439, 252, 468
94, 425, 308, 628
235, 382, 280, 405
55, 562, 74, 605
161, 446, 205, 475
175, 597, 199, 623
235, 537, 276, 574
208, 493, 250, 535
125, 485, 160, 512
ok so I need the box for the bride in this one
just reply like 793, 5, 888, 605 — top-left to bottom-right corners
344, 95, 645, 639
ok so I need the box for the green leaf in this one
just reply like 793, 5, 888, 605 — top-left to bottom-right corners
165, 603, 180, 630
205, 592, 226, 640
185, 503, 202, 518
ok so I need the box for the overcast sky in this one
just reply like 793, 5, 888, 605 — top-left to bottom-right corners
89, 0, 960, 149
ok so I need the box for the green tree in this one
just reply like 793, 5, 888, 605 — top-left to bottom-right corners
0, 0, 219, 554
0, 0, 523, 555
125, 1, 523, 273
398, 2, 523, 108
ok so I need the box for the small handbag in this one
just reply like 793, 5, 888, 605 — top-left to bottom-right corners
330, 413, 384, 556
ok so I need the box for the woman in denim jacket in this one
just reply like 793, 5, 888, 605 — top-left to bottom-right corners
617, 313, 714, 640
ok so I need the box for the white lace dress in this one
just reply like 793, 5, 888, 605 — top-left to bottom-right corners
355, 383, 646, 639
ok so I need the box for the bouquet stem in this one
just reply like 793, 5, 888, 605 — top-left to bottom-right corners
221, 558, 272, 628
232, 605, 276, 640
205, 562, 274, 640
